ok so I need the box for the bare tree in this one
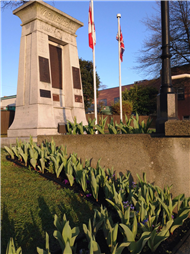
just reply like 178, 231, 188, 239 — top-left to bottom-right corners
1, 1, 28, 9
136, 1, 190, 78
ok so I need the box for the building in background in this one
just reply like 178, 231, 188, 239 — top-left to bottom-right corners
169, 64, 190, 120
1, 95, 16, 111
96, 64, 190, 120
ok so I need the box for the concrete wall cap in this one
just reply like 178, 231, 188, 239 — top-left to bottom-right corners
165, 120, 190, 136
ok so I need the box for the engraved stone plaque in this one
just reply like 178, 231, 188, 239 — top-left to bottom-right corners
75, 95, 82, 103
40, 89, 51, 98
39, 56, 50, 83
72, 67, 81, 89
53, 94, 60, 101
49, 44, 62, 89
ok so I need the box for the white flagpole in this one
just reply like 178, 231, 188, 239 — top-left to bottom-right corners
117, 13, 123, 122
91, 0, 97, 125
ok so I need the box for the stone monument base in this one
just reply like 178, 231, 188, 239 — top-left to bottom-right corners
165, 120, 190, 136
7, 104, 58, 137
156, 93, 178, 133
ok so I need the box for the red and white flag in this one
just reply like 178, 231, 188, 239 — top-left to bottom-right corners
116, 27, 125, 62
88, 1, 96, 49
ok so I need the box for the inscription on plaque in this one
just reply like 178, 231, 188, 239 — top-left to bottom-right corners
39, 6, 77, 33
49, 44, 62, 89
75, 95, 82, 103
39, 56, 50, 83
72, 67, 81, 89
40, 89, 51, 98
53, 94, 60, 101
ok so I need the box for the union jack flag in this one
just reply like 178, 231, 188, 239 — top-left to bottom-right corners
116, 27, 125, 62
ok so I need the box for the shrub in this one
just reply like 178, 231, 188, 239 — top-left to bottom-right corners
111, 100, 133, 115
122, 85, 158, 115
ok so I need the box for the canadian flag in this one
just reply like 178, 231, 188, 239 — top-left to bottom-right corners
88, 1, 96, 49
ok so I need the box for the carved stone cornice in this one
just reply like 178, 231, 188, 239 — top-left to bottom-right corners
13, 0, 83, 35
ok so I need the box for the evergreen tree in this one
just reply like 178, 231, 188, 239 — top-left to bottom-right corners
122, 85, 158, 115
79, 58, 101, 111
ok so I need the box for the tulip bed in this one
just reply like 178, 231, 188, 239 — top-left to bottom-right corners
4, 137, 190, 254
66, 113, 154, 134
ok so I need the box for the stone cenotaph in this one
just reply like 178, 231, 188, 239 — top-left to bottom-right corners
8, 0, 87, 137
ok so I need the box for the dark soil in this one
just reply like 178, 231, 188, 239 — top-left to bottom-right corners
6, 156, 190, 254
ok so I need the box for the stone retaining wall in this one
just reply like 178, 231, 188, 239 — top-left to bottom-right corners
37, 134, 190, 198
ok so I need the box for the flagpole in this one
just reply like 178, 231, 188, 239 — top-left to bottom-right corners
91, 0, 97, 125
117, 13, 123, 122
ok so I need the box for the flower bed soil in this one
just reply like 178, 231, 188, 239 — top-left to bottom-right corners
6, 156, 190, 254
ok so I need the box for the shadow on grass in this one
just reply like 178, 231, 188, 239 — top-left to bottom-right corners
37, 196, 59, 252
1, 202, 49, 254
1, 203, 45, 254
1, 192, 94, 254
37, 194, 94, 252
56, 189, 95, 230
38, 196, 56, 231
16, 210, 44, 254
1, 203, 16, 254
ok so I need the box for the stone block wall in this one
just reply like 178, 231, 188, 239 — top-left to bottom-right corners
37, 134, 190, 198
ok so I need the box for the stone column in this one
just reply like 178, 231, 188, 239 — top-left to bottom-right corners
8, 0, 87, 137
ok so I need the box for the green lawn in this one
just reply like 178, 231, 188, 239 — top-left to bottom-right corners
1, 149, 95, 254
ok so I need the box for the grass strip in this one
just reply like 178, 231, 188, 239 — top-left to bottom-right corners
1, 149, 95, 254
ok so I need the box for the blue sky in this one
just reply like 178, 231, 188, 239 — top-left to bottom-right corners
1, 0, 159, 97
